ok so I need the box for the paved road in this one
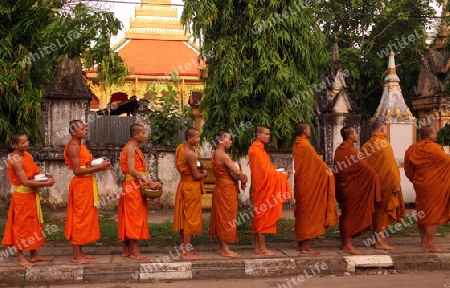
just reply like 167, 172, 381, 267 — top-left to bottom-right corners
23, 271, 450, 288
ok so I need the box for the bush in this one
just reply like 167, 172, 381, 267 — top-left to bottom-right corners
436, 124, 450, 146
147, 73, 192, 146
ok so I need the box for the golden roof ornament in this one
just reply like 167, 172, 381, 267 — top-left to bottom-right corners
406, 108, 413, 117
386, 108, 392, 117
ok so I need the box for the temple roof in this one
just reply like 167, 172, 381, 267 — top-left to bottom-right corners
117, 39, 200, 76
113, 0, 201, 78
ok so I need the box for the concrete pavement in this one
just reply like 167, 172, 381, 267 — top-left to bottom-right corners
1, 209, 450, 287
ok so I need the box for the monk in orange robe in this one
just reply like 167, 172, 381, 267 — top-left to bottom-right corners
361, 120, 405, 251
405, 125, 450, 253
119, 124, 161, 260
209, 130, 248, 258
2, 133, 55, 267
173, 127, 208, 260
292, 122, 338, 255
248, 125, 292, 256
64, 120, 111, 263
333, 126, 380, 255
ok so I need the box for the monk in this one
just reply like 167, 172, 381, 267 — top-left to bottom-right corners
119, 124, 161, 260
64, 120, 111, 263
172, 127, 208, 260
404, 125, 450, 253
361, 120, 405, 251
209, 130, 248, 258
248, 125, 291, 256
2, 133, 55, 267
292, 122, 338, 255
333, 126, 380, 255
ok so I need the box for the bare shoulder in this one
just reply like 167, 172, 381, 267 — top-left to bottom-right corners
66, 141, 79, 157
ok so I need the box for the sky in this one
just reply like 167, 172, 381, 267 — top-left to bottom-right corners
102, 0, 443, 47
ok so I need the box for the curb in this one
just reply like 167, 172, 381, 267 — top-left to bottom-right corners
2, 253, 450, 286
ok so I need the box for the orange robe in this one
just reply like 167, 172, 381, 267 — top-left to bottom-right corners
63, 142, 100, 245
172, 143, 205, 235
2, 152, 45, 250
118, 142, 150, 241
209, 151, 239, 243
292, 136, 338, 241
248, 141, 291, 234
333, 141, 381, 239
361, 135, 405, 232
404, 140, 450, 226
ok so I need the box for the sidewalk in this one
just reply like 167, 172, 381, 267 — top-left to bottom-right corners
0, 209, 449, 287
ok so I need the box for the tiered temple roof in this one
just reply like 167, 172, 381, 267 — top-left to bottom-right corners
112, 0, 201, 79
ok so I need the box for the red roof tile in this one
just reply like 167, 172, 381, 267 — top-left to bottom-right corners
117, 39, 200, 76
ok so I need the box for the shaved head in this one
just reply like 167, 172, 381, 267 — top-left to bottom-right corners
69, 119, 83, 134
340, 125, 354, 141
371, 120, 385, 132
215, 130, 231, 143
11, 133, 26, 145
295, 122, 310, 136
255, 125, 269, 137
420, 125, 435, 139
130, 123, 144, 137
185, 127, 199, 140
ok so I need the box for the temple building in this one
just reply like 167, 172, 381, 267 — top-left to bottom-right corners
85, 0, 204, 111
413, 0, 450, 131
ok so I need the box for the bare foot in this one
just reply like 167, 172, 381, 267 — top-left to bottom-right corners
425, 244, 445, 253
30, 255, 53, 263
18, 259, 35, 267
375, 244, 394, 251
255, 248, 276, 256
130, 253, 150, 260
219, 250, 241, 258
181, 252, 202, 260
80, 253, 95, 260
72, 257, 94, 264
300, 248, 321, 255
342, 246, 364, 255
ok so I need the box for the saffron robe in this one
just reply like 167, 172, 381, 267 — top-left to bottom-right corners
172, 143, 205, 235
118, 142, 150, 241
2, 152, 45, 250
248, 141, 291, 234
333, 141, 381, 239
292, 137, 338, 241
209, 151, 239, 243
361, 135, 405, 232
117, 143, 150, 241
404, 140, 450, 226
63, 142, 100, 245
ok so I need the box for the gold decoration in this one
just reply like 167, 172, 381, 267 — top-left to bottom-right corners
388, 85, 393, 92
398, 85, 402, 92
405, 108, 413, 117
395, 107, 402, 117
386, 108, 392, 117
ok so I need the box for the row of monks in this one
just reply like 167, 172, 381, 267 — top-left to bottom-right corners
2, 120, 449, 267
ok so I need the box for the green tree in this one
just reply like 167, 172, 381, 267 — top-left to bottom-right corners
181, 0, 329, 154
0, 0, 126, 144
314, 0, 436, 119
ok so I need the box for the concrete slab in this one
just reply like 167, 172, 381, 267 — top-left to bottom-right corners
244, 258, 296, 276
139, 262, 192, 280
25, 265, 83, 282
343, 255, 394, 272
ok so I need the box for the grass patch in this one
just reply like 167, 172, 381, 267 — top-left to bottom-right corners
3, 209, 450, 249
